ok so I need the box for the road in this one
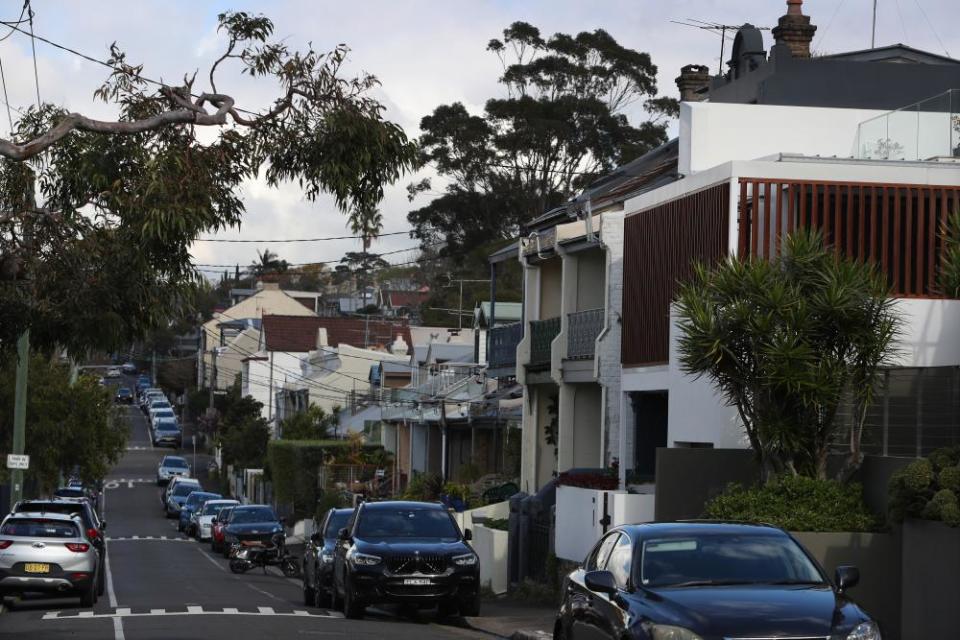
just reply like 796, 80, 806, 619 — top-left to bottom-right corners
0, 380, 491, 640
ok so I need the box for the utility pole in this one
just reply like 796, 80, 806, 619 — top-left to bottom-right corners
151, 349, 157, 385
10, 330, 29, 505
444, 276, 491, 331
871, 0, 878, 48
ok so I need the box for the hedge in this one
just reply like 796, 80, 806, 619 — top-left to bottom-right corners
266, 439, 384, 520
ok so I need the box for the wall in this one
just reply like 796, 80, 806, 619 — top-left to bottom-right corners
411, 423, 427, 473
572, 385, 602, 468
597, 213, 625, 469
654, 448, 758, 521
901, 520, 960, 639
539, 258, 563, 320
895, 298, 960, 367
679, 102, 885, 175
575, 249, 605, 311
555, 486, 655, 562
214, 328, 260, 390
535, 386, 558, 489
793, 531, 901, 640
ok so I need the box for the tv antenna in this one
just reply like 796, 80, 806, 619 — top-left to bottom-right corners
671, 19, 771, 75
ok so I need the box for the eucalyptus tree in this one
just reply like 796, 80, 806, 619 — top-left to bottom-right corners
0, 11, 417, 356
675, 232, 901, 482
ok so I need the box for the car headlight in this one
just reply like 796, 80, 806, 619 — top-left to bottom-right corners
848, 621, 882, 640
320, 551, 334, 564
452, 552, 478, 566
645, 624, 704, 640
349, 551, 381, 566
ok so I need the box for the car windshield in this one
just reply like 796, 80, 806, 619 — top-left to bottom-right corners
156, 420, 178, 431
356, 508, 459, 539
202, 502, 234, 516
1, 519, 79, 538
53, 488, 86, 498
118, 388, 131, 395
217, 508, 235, 522
324, 511, 352, 537
231, 507, 277, 523
172, 483, 200, 497
164, 458, 188, 469
639, 534, 825, 588
186, 493, 217, 507
151, 402, 171, 409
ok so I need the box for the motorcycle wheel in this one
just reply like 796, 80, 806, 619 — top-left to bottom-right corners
229, 559, 249, 574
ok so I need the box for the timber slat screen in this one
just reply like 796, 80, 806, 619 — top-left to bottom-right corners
622, 183, 730, 366
738, 178, 960, 298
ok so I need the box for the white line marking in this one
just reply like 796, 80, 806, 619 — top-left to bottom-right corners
78, 611, 95, 617
198, 548, 227, 572
257, 606, 275, 615
245, 582, 285, 603
112, 616, 125, 640
187, 606, 203, 614
115, 608, 131, 616
42, 608, 340, 620
223, 608, 238, 614
293, 610, 310, 616
150, 609, 164, 615
42, 611, 59, 620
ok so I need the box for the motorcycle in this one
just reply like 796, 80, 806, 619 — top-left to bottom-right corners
228, 533, 300, 577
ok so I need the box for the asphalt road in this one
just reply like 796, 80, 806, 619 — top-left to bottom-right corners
0, 377, 490, 640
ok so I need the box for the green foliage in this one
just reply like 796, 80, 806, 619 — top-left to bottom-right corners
703, 476, 879, 532
403, 472, 445, 501
483, 518, 509, 531
889, 448, 960, 527
267, 439, 385, 520
455, 461, 483, 484
0, 11, 416, 359
215, 382, 270, 470
315, 491, 350, 521
938, 210, 960, 297
0, 354, 127, 492
676, 230, 901, 481
442, 482, 471, 502
279, 405, 338, 440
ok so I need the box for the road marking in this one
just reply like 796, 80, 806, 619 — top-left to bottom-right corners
105, 536, 196, 543
198, 548, 227, 572
41, 606, 342, 620
112, 617, 126, 640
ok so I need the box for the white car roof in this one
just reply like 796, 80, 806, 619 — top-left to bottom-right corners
204, 499, 239, 506
4, 511, 79, 523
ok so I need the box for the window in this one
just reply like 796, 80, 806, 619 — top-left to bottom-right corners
2, 519, 79, 538
607, 534, 633, 589
585, 533, 620, 571
356, 509, 459, 540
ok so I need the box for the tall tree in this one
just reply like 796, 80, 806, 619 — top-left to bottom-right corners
675, 232, 901, 482
0, 11, 417, 357
407, 21, 677, 257
249, 249, 289, 277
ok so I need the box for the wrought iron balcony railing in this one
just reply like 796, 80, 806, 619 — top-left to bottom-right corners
566, 308, 604, 360
488, 322, 522, 370
528, 317, 560, 370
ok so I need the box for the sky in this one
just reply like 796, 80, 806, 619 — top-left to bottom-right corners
1, 0, 958, 277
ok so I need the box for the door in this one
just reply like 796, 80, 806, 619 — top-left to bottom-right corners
632, 391, 668, 482
589, 533, 634, 640
569, 533, 620, 640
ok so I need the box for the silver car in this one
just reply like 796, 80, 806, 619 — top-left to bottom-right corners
193, 499, 239, 541
157, 455, 191, 485
0, 512, 100, 607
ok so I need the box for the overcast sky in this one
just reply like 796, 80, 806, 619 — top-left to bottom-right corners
3, 0, 957, 276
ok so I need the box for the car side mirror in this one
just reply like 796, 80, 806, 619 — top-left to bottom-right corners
100, 521, 107, 530
337, 527, 351, 542
835, 565, 860, 593
584, 570, 618, 596
463, 528, 472, 541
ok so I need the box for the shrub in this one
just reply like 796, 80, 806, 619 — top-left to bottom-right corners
484, 518, 509, 531
703, 475, 879, 532
403, 472, 444, 501
557, 469, 618, 490
442, 482, 471, 502
889, 448, 960, 527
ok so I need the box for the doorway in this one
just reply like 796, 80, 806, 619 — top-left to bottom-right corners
631, 391, 668, 482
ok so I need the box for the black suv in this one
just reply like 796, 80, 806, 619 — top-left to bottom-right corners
332, 500, 480, 619
303, 507, 353, 608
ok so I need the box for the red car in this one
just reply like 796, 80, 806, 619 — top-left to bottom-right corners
210, 505, 236, 554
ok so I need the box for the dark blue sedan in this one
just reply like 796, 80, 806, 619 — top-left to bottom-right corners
554, 522, 880, 640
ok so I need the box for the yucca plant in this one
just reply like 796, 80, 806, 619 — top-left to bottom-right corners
675, 230, 901, 483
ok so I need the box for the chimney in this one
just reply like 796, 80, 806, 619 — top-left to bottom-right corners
317, 327, 328, 348
390, 334, 409, 357
772, 0, 817, 59
675, 64, 710, 102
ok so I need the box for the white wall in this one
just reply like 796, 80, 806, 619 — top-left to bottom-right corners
555, 486, 656, 562
894, 298, 960, 367
679, 102, 885, 175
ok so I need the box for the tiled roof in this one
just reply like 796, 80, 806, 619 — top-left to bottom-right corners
262, 314, 414, 352
261, 315, 325, 353
386, 289, 429, 309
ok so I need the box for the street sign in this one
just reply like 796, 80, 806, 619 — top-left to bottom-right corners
6, 454, 29, 470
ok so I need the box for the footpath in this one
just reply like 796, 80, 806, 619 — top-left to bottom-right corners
463, 598, 556, 640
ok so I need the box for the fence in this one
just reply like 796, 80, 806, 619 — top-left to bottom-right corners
566, 308, 604, 360
528, 317, 561, 370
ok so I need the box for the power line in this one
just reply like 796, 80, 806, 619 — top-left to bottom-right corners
0, 2, 29, 44
195, 230, 413, 243
25, 0, 39, 109
0, 56, 14, 134
913, 0, 950, 57
192, 242, 434, 269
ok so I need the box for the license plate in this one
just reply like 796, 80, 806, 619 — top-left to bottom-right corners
403, 578, 431, 586
24, 563, 50, 574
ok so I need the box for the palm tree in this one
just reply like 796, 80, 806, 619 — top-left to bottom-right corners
249, 249, 289, 277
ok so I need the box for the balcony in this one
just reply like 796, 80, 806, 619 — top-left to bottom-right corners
528, 317, 561, 371
488, 322, 522, 370
856, 89, 960, 161
566, 309, 604, 360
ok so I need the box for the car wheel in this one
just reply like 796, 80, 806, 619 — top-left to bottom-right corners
459, 591, 481, 618
342, 576, 365, 620
79, 581, 96, 608
303, 577, 316, 607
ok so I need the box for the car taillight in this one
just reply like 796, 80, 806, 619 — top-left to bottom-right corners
0, 540, 12, 549
86, 528, 100, 541
65, 542, 90, 553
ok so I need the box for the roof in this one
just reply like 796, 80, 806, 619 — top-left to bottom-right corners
425, 342, 474, 364
822, 44, 960, 66
385, 290, 429, 309
476, 301, 522, 325
381, 360, 414, 375
360, 500, 445, 511
262, 315, 325, 352
488, 240, 520, 264
313, 316, 413, 351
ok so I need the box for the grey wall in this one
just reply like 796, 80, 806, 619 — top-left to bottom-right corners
855, 456, 914, 518
901, 520, 960, 638
653, 447, 758, 521
793, 531, 901, 640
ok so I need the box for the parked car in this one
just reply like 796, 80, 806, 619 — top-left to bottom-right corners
193, 499, 239, 541
553, 522, 880, 640
303, 507, 353, 607
115, 387, 134, 404
0, 511, 101, 607
178, 491, 222, 534
152, 419, 182, 448
121, 362, 137, 375
332, 500, 479, 619
211, 505, 237, 553
140, 390, 165, 412
165, 479, 202, 519
12, 498, 107, 596
221, 505, 284, 559
162, 475, 198, 504
156, 455, 191, 485
105, 367, 121, 379
147, 399, 173, 423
